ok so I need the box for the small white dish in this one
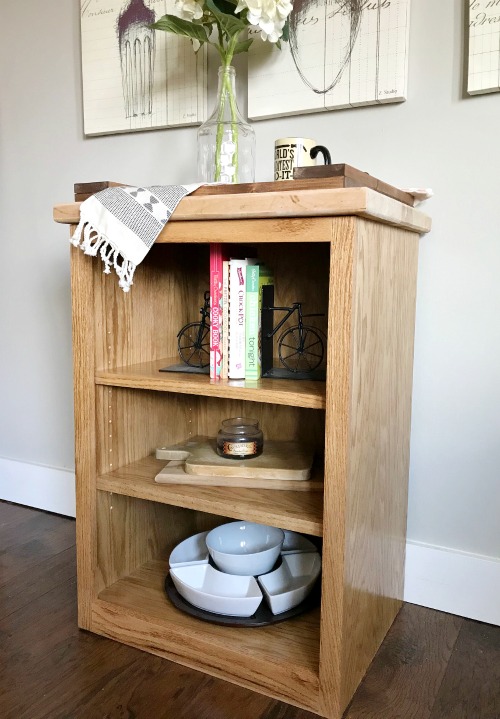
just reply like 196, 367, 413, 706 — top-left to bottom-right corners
258, 552, 321, 615
170, 564, 263, 617
281, 530, 317, 555
168, 531, 210, 569
206, 521, 284, 576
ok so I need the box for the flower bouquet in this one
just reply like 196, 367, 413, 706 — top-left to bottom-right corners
151, 0, 294, 182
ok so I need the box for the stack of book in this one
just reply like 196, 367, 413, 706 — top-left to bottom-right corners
209, 244, 274, 381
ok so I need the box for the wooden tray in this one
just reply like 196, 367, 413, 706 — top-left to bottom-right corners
73, 166, 414, 205
292, 164, 415, 206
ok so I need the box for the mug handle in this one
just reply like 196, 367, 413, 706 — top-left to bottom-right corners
310, 145, 331, 165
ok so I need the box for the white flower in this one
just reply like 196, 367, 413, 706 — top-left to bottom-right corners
235, 0, 293, 43
175, 0, 204, 21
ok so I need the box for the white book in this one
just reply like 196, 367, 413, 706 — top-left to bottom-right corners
228, 258, 257, 379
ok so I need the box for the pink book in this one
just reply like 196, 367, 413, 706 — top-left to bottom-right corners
209, 244, 224, 379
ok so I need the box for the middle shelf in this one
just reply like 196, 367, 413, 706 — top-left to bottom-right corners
96, 358, 326, 410
97, 456, 324, 536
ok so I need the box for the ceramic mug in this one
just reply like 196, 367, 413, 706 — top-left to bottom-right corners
274, 137, 331, 181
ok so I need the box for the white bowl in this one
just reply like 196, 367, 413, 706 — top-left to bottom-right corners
258, 552, 321, 615
206, 521, 284, 576
168, 531, 210, 569
281, 530, 317, 555
170, 564, 263, 617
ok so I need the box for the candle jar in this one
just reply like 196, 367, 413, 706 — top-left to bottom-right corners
216, 417, 264, 460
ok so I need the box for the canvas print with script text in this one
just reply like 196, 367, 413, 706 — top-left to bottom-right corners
81, 0, 207, 135
248, 0, 411, 119
467, 0, 500, 95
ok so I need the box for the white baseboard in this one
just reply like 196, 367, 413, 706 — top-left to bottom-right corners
0, 456, 75, 518
404, 540, 500, 626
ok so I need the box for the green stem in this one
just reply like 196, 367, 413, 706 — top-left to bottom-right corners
214, 86, 226, 181
225, 71, 239, 182
213, 34, 239, 183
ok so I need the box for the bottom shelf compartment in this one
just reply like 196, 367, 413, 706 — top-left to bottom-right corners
93, 559, 321, 713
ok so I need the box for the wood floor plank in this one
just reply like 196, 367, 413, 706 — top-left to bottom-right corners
37, 658, 267, 719
0, 545, 76, 620
10, 635, 144, 719
428, 619, 500, 719
0, 576, 78, 669
0, 507, 68, 548
343, 604, 463, 719
0, 577, 138, 719
0, 500, 40, 526
0, 508, 75, 587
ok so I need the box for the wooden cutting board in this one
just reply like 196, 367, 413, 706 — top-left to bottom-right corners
155, 436, 315, 481
154, 463, 323, 491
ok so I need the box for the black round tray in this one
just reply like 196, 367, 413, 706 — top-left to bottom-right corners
164, 573, 320, 627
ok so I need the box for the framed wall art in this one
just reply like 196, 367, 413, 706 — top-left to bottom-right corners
247, 0, 411, 120
467, 0, 500, 94
80, 0, 207, 136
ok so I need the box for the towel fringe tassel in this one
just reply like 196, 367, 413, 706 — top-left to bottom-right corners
71, 219, 136, 292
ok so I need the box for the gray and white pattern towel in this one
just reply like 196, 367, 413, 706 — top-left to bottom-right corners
71, 184, 201, 291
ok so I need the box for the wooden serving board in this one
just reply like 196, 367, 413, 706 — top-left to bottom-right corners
155, 463, 323, 491
155, 436, 314, 480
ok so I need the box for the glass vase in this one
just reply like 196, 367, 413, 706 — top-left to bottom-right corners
197, 65, 256, 184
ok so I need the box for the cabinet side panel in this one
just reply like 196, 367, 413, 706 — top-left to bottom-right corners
70, 242, 98, 629
319, 218, 356, 719
340, 220, 420, 710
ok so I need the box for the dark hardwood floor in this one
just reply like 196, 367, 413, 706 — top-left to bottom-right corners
1, 500, 499, 719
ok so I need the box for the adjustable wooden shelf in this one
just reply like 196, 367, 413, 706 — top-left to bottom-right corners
54, 184, 431, 718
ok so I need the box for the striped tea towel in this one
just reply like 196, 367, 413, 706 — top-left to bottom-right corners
71, 183, 201, 291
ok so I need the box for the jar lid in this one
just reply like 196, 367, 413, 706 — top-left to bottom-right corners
220, 417, 260, 435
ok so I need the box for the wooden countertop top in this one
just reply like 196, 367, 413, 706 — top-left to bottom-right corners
53, 186, 431, 235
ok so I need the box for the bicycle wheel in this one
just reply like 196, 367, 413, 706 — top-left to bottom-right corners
278, 325, 324, 372
177, 322, 210, 368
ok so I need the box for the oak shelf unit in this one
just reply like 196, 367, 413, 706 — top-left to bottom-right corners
55, 185, 430, 718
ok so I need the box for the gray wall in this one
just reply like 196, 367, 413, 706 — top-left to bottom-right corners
1, 1, 499, 560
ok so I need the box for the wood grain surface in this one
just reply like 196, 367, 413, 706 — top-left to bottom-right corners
54, 187, 432, 234
292, 164, 415, 206
318, 218, 420, 717
3, 502, 500, 719
344, 603, 463, 719
70, 239, 97, 630
62, 190, 430, 717
428, 618, 500, 719
155, 462, 324, 491
97, 456, 324, 535
158, 436, 314, 480
94, 559, 321, 712
71, 172, 414, 207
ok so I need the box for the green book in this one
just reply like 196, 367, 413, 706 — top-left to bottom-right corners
245, 265, 273, 380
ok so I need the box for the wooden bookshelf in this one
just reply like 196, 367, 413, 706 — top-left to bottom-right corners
55, 183, 430, 718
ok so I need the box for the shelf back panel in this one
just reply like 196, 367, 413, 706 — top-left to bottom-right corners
95, 387, 325, 477
92, 242, 331, 372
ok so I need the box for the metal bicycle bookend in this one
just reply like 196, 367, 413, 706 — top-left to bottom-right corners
177, 290, 211, 368
265, 302, 325, 373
